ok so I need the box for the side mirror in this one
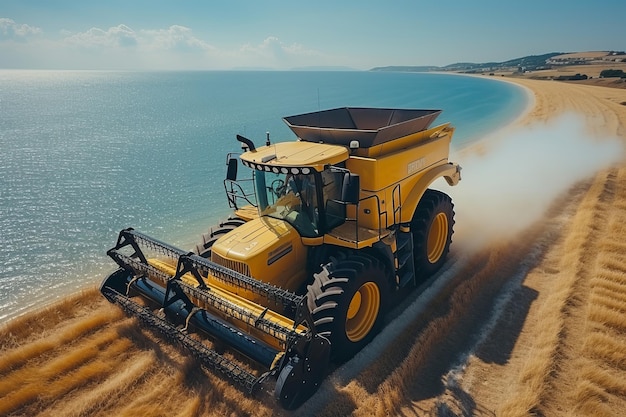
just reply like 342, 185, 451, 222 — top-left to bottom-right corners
341, 173, 360, 204
226, 157, 238, 181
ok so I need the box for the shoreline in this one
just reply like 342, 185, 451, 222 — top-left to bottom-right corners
452, 73, 536, 154
457, 74, 626, 155
497, 76, 626, 134
428, 70, 534, 150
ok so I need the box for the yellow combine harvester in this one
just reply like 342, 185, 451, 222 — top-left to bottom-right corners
100, 107, 461, 409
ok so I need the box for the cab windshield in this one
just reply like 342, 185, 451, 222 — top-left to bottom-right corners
255, 170, 320, 237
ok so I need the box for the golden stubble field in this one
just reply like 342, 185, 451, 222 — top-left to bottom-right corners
2, 77, 626, 417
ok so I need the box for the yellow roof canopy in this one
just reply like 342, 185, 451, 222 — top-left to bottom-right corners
240, 141, 349, 172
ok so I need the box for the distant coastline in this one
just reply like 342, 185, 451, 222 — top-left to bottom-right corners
370, 50, 626, 90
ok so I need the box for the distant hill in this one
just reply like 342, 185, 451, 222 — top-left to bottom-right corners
291, 66, 359, 71
371, 52, 564, 73
446, 52, 563, 71
369, 65, 440, 72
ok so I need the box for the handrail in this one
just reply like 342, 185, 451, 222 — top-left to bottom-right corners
391, 183, 402, 227
224, 178, 257, 209
327, 190, 400, 247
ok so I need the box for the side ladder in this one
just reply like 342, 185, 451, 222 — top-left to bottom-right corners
395, 230, 415, 288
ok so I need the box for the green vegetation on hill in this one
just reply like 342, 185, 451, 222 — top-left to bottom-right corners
369, 65, 439, 72
371, 52, 564, 73
445, 52, 562, 71
600, 69, 626, 78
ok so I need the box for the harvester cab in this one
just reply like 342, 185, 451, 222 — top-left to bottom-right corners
100, 107, 461, 409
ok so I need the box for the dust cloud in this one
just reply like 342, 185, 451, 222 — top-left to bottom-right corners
443, 113, 625, 251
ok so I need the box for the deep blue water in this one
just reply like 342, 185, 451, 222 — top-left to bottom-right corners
0, 70, 527, 320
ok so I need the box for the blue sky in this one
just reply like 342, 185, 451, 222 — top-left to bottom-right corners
1, 0, 625, 70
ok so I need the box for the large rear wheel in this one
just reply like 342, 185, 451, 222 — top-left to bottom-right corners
411, 189, 455, 281
306, 253, 390, 361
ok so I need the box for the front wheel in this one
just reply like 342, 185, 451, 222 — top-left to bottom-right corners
306, 253, 390, 361
195, 216, 246, 258
411, 189, 455, 281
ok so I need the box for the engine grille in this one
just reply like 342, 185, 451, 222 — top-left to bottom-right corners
211, 252, 251, 277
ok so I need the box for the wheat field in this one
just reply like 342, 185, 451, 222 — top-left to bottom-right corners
1, 78, 626, 416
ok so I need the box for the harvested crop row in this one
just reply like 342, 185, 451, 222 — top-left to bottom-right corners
569, 167, 626, 416
494, 168, 616, 417
0, 300, 279, 417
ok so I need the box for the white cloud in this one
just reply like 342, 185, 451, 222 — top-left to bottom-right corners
0, 18, 333, 70
142, 25, 215, 52
63, 24, 137, 48
0, 18, 42, 40
240, 36, 322, 62
63, 24, 215, 53
240, 36, 322, 56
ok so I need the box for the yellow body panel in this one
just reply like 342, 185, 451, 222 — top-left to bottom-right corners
234, 205, 259, 221
340, 126, 456, 230
348, 125, 453, 192
211, 216, 307, 294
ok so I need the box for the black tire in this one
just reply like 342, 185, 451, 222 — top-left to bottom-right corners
195, 216, 246, 258
411, 189, 454, 281
306, 252, 390, 361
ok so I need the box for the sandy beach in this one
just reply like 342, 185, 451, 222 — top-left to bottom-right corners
2, 76, 626, 416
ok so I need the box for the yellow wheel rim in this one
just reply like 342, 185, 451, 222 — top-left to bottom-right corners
345, 282, 380, 342
427, 212, 448, 263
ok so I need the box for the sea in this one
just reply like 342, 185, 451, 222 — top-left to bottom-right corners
0, 70, 527, 322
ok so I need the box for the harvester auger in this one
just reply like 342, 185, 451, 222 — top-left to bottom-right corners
100, 107, 461, 409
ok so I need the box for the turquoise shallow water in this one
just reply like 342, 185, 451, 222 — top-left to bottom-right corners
0, 70, 527, 321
